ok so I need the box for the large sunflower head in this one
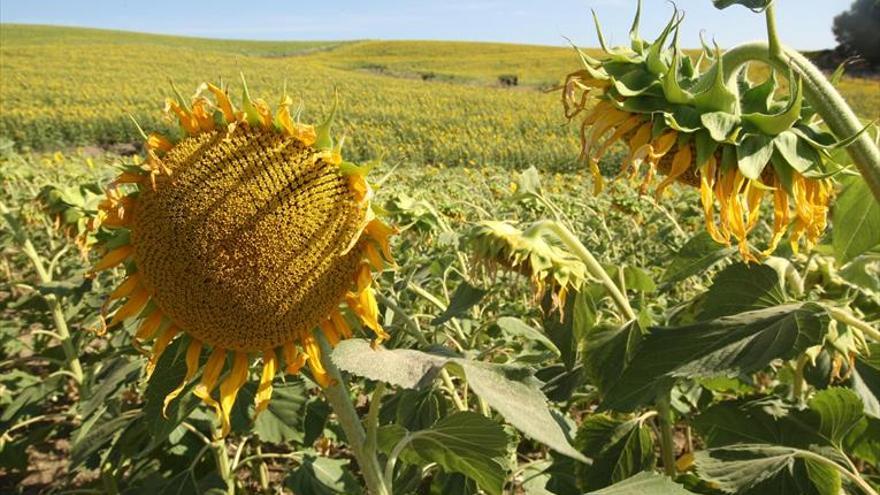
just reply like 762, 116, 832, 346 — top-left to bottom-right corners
561, 1, 844, 261
90, 76, 395, 437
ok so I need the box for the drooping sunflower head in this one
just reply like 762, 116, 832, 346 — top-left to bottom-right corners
561, 1, 845, 261
469, 220, 587, 315
91, 76, 395, 437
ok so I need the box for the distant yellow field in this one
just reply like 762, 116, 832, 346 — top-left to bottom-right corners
1, 24, 877, 170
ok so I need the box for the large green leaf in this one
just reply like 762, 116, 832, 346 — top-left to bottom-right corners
662, 231, 735, 284
590, 471, 696, 494
693, 445, 840, 495
332, 339, 587, 462
255, 382, 307, 443
699, 262, 787, 320
808, 388, 864, 447
285, 454, 363, 495
583, 320, 644, 395
574, 414, 655, 490
833, 176, 880, 264
601, 304, 829, 411
378, 412, 508, 495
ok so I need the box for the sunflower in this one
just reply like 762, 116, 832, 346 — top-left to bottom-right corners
561, 2, 842, 261
469, 220, 587, 315
90, 77, 394, 437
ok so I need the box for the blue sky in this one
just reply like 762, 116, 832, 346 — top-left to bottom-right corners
0, 0, 847, 50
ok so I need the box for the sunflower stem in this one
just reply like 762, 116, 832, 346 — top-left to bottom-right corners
0, 202, 84, 385
764, 4, 782, 60
211, 436, 234, 495
656, 392, 677, 477
721, 42, 880, 203
316, 331, 390, 495
533, 221, 637, 321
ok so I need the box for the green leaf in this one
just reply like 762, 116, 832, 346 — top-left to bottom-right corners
285, 454, 363, 495
331, 340, 587, 462
694, 444, 841, 495
662, 231, 735, 284
773, 130, 819, 173
852, 343, 880, 418
583, 320, 644, 395
253, 381, 308, 444
574, 414, 656, 490
590, 471, 696, 494
740, 71, 777, 114
601, 304, 829, 411
496, 317, 560, 355
808, 388, 864, 447
699, 262, 787, 320
833, 176, 880, 264
701, 112, 739, 142
378, 412, 508, 495
711, 0, 773, 11
736, 134, 774, 179
743, 78, 803, 136
431, 282, 487, 325
80, 357, 141, 419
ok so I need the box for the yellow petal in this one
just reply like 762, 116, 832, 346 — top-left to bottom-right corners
194, 348, 227, 420
108, 273, 140, 301
192, 97, 215, 132
94, 245, 134, 271
254, 349, 277, 417
592, 115, 642, 163
147, 325, 180, 376
218, 352, 249, 437
745, 180, 765, 232
319, 319, 341, 347
282, 342, 308, 374
109, 287, 150, 327
655, 144, 691, 199
330, 310, 353, 339
162, 338, 203, 417
365, 219, 395, 262
135, 309, 164, 341
303, 334, 332, 388
364, 243, 384, 271
207, 83, 236, 123
146, 133, 173, 153
166, 99, 200, 135
763, 181, 790, 255
113, 171, 145, 185
699, 157, 727, 244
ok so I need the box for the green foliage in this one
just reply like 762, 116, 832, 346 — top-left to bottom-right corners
378, 412, 509, 495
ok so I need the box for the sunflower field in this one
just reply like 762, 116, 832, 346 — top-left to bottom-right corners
2, 1, 880, 494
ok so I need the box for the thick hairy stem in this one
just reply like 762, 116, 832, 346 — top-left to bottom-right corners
721, 42, 880, 202
317, 332, 390, 495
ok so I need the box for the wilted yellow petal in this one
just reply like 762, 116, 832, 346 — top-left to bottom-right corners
218, 352, 249, 437
254, 349, 277, 417
162, 338, 202, 417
